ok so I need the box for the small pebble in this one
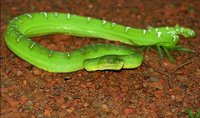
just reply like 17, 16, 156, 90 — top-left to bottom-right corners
84, 102, 90, 107
88, 4, 93, 8
124, 108, 134, 116
66, 107, 74, 113
133, 84, 142, 89
86, 77, 94, 82
101, 104, 110, 112
16, 70, 23, 76
61, 104, 68, 109
171, 95, 175, 100
33, 69, 40, 75
112, 109, 119, 115
150, 77, 160, 82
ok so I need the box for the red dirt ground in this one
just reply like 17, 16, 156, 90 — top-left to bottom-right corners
1, 0, 200, 118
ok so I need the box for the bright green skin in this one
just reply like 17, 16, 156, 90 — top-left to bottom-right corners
5, 12, 195, 73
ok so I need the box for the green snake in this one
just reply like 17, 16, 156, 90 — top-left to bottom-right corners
5, 12, 195, 73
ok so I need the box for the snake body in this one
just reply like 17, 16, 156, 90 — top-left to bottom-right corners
5, 12, 195, 72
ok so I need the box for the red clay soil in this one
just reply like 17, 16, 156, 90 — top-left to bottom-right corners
1, 0, 200, 118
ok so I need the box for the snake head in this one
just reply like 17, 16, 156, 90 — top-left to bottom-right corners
83, 54, 143, 71
83, 55, 124, 71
